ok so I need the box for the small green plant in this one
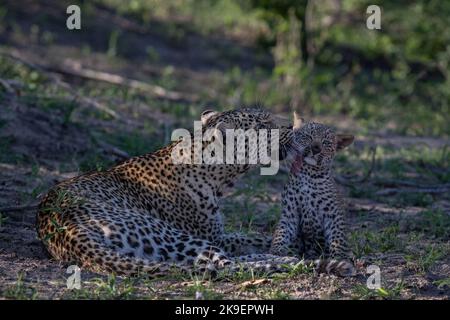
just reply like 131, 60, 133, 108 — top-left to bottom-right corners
69, 275, 138, 299
433, 277, 450, 289
350, 226, 404, 258
349, 231, 373, 258
4, 273, 38, 300
0, 212, 8, 227
221, 265, 258, 283
377, 226, 404, 252
272, 260, 315, 280
352, 281, 405, 300
406, 244, 446, 273
93, 275, 136, 299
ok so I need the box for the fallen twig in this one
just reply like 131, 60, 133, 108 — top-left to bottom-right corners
375, 183, 450, 196
47, 59, 199, 102
1, 48, 199, 115
0, 49, 119, 119
373, 179, 444, 188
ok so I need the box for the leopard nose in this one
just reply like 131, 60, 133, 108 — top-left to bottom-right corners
311, 143, 321, 155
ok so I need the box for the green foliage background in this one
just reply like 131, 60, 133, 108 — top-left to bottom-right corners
90, 0, 450, 135
1, 0, 449, 137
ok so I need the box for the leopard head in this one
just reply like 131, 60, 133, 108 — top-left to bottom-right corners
200, 106, 293, 162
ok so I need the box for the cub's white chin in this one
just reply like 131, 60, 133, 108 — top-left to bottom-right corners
304, 157, 317, 166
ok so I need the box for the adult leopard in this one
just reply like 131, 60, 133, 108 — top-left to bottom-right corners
37, 107, 299, 277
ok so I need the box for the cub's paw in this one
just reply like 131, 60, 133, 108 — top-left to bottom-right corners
316, 259, 357, 277
335, 260, 356, 277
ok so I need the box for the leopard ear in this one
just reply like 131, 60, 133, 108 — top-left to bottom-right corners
201, 109, 219, 125
336, 134, 354, 151
293, 111, 304, 130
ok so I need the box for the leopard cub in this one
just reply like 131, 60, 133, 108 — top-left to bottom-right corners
270, 113, 356, 277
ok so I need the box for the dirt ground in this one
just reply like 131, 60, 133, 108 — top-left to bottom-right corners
0, 0, 449, 300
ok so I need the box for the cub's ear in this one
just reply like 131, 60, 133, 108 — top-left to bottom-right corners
201, 109, 219, 125
336, 134, 354, 151
293, 111, 304, 130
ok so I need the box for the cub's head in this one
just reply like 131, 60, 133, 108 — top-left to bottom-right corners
291, 112, 354, 171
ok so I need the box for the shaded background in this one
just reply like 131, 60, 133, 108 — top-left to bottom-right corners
0, 0, 449, 299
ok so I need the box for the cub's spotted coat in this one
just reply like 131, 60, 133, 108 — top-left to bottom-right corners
270, 114, 356, 277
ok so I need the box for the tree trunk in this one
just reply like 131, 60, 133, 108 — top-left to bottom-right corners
299, 0, 309, 63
